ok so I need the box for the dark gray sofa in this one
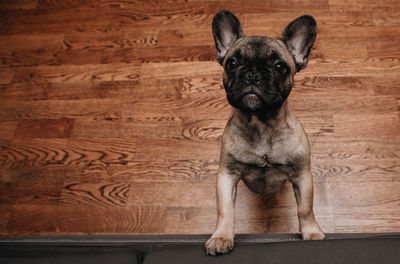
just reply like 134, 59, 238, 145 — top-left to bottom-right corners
1, 233, 399, 264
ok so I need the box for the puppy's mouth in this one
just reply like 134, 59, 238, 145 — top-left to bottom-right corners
241, 92, 263, 111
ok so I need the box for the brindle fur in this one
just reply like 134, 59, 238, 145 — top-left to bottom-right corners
205, 10, 325, 255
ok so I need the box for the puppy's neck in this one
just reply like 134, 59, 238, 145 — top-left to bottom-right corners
235, 101, 290, 127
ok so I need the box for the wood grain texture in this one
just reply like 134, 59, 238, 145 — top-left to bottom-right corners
14, 118, 75, 138
61, 182, 131, 207
0, 138, 137, 171
0, 0, 399, 237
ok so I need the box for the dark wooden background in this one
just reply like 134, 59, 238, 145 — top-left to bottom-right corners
0, 0, 399, 237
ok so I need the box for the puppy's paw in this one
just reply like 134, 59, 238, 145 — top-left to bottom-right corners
205, 236, 234, 255
301, 224, 326, 240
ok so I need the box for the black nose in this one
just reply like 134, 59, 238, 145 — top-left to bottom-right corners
244, 70, 262, 85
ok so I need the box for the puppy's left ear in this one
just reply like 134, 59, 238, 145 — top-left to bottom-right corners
280, 15, 317, 71
212, 10, 244, 65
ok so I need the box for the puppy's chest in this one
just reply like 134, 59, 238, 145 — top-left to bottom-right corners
229, 134, 297, 194
226, 115, 303, 175
230, 133, 299, 190
241, 124, 291, 165
247, 139, 288, 169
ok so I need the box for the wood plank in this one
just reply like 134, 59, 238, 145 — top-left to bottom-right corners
140, 61, 221, 79
10, 63, 140, 83
0, 121, 17, 139
311, 159, 400, 183
293, 75, 399, 96
0, 79, 163, 101
365, 27, 400, 57
64, 29, 159, 49
14, 118, 75, 139
328, 0, 400, 12
164, 207, 217, 234
130, 182, 216, 208
0, 166, 83, 183
243, 11, 375, 33
0, 34, 66, 67
0, 203, 11, 236
1, 33, 210, 65
102, 45, 214, 64
54, 205, 167, 234
97, 0, 206, 16
373, 12, 400, 26
311, 138, 399, 163
6, 204, 166, 236
333, 113, 399, 136
0, 7, 99, 35
0, 182, 62, 205
290, 94, 398, 115
180, 74, 223, 98
303, 57, 400, 76
158, 29, 212, 47
0, 10, 210, 35
332, 182, 400, 232
372, 76, 400, 96
0, 69, 14, 84
122, 96, 231, 120
71, 117, 183, 139
5, 203, 62, 237
134, 138, 219, 160
0, 99, 121, 121
182, 119, 225, 141
36, 0, 98, 9
205, 0, 330, 14
107, 159, 218, 184
296, 114, 334, 138
1, 159, 216, 184
334, 206, 400, 233
4, 158, 217, 184
332, 182, 400, 207
61, 182, 131, 207
0, 138, 137, 171
0, 0, 37, 10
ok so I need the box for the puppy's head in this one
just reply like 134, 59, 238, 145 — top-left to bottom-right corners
212, 10, 317, 113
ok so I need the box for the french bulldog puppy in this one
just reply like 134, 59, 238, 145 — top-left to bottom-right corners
205, 10, 325, 255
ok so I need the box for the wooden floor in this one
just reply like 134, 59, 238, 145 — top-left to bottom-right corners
0, 0, 399, 237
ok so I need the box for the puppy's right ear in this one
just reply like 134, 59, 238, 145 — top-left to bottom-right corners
212, 10, 243, 65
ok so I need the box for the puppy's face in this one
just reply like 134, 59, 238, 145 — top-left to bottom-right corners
222, 37, 296, 113
212, 10, 317, 114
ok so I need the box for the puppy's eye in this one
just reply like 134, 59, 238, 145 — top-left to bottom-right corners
274, 62, 287, 74
226, 59, 238, 71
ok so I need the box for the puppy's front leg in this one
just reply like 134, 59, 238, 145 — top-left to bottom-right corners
292, 168, 325, 240
205, 168, 240, 255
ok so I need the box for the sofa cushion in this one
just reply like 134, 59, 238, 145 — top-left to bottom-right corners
0, 247, 140, 264
144, 237, 400, 264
